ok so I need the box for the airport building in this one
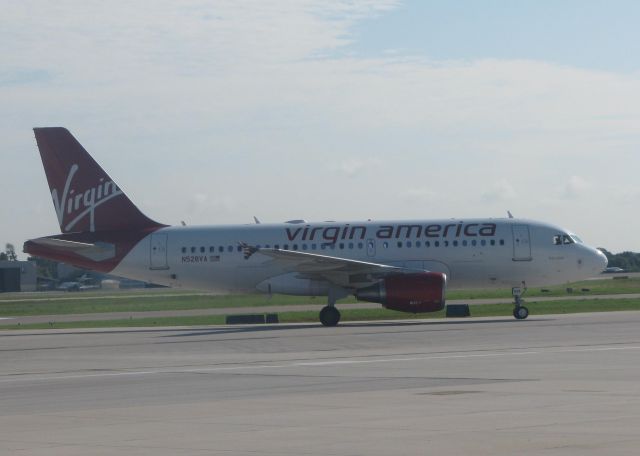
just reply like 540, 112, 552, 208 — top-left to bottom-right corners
0, 261, 37, 292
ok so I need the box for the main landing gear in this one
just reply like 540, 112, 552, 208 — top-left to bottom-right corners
512, 286, 529, 320
319, 289, 344, 327
319, 305, 341, 327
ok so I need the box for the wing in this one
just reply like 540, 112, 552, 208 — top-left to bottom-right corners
241, 244, 425, 288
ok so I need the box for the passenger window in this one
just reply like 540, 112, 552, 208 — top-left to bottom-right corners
181, 247, 186, 253
397, 241, 403, 248
406, 241, 412, 248
499, 239, 505, 246
434, 241, 440, 247
462, 240, 468, 246
227, 246, 233, 252
453, 240, 458, 247
358, 242, 363, 249
339, 243, 344, 250
283, 244, 289, 250
237, 246, 242, 252
209, 246, 215, 253
425, 241, 430, 248
383, 242, 389, 248
311, 244, 316, 250
481, 240, 487, 246
302, 244, 307, 250
218, 246, 224, 253
293, 244, 298, 250
444, 241, 449, 247
191, 247, 196, 253
348, 242, 354, 249
200, 247, 205, 253
471, 240, 476, 246
416, 241, 421, 247
275, 244, 280, 250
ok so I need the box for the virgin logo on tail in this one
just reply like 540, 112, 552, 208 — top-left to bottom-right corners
51, 164, 123, 232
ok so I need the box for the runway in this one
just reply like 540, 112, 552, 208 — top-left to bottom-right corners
2, 312, 640, 455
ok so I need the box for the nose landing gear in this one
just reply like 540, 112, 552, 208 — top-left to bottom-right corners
512, 286, 529, 320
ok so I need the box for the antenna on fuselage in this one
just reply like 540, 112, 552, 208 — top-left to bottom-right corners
181, 220, 187, 226
253, 216, 261, 224
507, 211, 514, 219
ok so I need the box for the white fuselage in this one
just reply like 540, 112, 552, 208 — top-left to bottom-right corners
112, 218, 607, 296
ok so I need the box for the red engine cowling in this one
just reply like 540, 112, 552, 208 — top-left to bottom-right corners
355, 272, 446, 313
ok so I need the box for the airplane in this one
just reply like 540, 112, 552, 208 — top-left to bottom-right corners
24, 128, 608, 326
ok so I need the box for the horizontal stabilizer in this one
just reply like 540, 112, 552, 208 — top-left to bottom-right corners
28, 237, 116, 261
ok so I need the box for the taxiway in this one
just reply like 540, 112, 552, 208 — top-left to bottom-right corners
2, 312, 640, 455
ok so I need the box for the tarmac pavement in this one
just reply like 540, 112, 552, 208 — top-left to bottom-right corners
1, 311, 640, 455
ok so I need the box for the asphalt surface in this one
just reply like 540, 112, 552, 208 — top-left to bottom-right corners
2, 311, 640, 455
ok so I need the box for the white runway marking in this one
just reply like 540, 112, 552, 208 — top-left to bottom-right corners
2, 344, 640, 384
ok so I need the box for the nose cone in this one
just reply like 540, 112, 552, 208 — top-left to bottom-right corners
593, 248, 608, 274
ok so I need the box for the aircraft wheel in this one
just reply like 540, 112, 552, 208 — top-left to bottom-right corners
320, 306, 341, 327
514, 306, 529, 320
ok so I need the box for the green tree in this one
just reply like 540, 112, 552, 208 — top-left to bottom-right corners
598, 248, 640, 272
3, 243, 17, 261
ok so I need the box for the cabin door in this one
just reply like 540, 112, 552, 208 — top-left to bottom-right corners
150, 233, 169, 269
512, 225, 532, 261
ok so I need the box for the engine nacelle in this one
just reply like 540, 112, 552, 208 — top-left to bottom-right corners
355, 272, 446, 313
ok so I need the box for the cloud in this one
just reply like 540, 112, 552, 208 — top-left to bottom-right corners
3, 1, 640, 253
481, 179, 518, 202
185, 193, 235, 219
335, 157, 384, 177
562, 176, 591, 199
400, 187, 437, 202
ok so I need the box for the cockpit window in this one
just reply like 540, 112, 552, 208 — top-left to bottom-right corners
570, 234, 583, 243
553, 234, 576, 245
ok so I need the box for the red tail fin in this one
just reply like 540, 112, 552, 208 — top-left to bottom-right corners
34, 127, 164, 233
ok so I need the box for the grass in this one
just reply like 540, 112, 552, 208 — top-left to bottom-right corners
446, 277, 640, 300
0, 293, 342, 317
3, 297, 640, 331
1, 277, 640, 317
1, 276, 639, 323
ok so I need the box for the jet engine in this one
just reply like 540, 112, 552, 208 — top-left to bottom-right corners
355, 272, 446, 313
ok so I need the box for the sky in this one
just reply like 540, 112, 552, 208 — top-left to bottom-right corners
2, 0, 640, 257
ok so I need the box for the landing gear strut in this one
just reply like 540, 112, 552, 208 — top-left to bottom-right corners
512, 286, 529, 320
